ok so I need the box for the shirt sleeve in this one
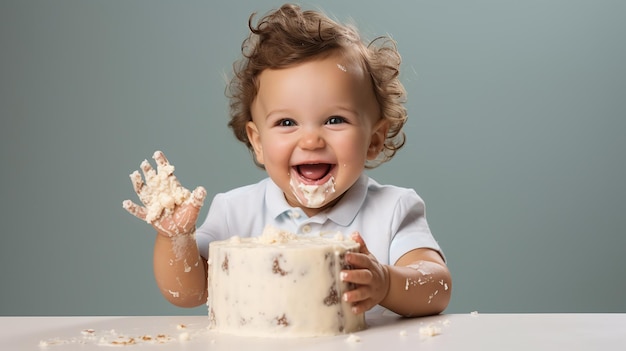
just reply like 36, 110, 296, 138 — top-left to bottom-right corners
195, 192, 230, 259
388, 190, 444, 265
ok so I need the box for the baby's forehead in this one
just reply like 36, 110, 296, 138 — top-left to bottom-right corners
333, 53, 367, 74
304, 49, 370, 79
260, 52, 371, 89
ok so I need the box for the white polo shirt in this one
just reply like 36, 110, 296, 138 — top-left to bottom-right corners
196, 174, 443, 265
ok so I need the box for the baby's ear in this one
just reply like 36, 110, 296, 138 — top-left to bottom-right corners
246, 121, 265, 165
366, 119, 389, 160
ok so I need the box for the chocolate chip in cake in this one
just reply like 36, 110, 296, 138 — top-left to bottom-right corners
324, 286, 340, 306
276, 314, 289, 326
221, 254, 229, 273
272, 255, 289, 276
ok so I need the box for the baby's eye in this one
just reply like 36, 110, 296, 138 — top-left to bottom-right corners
276, 118, 297, 127
326, 116, 346, 125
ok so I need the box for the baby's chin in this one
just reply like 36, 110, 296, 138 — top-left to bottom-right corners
289, 175, 336, 208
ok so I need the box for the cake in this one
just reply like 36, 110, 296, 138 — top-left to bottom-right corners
207, 226, 367, 337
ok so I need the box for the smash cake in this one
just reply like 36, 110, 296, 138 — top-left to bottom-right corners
207, 226, 367, 337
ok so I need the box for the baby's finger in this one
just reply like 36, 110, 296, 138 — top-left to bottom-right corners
350, 232, 371, 255
345, 252, 373, 270
153, 150, 177, 178
153, 150, 169, 168
341, 268, 373, 285
122, 200, 147, 221
140, 159, 156, 183
342, 285, 371, 305
129, 171, 144, 195
189, 186, 207, 208
350, 298, 376, 315
342, 283, 378, 314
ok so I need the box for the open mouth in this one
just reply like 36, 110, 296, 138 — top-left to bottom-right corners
290, 163, 337, 208
294, 163, 335, 184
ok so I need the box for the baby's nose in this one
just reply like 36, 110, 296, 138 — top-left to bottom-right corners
299, 129, 326, 150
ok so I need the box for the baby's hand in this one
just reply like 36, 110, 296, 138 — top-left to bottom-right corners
341, 232, 390, 314
123, 150, 206, 237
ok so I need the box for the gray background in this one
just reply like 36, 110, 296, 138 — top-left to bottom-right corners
1, 0, 624, 316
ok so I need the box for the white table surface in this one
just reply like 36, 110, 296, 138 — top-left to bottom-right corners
1, 313, 624, 350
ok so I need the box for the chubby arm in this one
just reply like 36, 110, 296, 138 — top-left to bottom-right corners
342, 233, 451, 317
152, 233, 208, 307
123, 151, 208, 308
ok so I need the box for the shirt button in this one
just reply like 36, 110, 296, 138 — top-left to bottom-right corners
302, 225, 312, 234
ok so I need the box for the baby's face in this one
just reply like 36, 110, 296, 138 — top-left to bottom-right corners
247, 53, 386, 216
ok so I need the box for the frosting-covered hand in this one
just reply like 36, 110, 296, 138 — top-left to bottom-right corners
123, 150, 206, 237
341, 232, 390, 314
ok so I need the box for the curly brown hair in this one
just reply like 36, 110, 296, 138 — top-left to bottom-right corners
227, 3, 407, 169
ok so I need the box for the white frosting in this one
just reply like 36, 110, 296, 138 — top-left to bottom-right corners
289, 176, 336, 208
257, 226, 297, 244
138, 155, 191, 223
207, 226, 366, 337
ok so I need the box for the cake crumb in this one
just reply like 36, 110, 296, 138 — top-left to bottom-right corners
81, 329, 96, 336
419, 324, 441, 337
333, 231, 345, 241
399, 329, 408, 336
470, 310, 479, 316
38, 327, 183, 348
346, 334, 361, 343
110, 336, 137, 346
258, 225, 297, 244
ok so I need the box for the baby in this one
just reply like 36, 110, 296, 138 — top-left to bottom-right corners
124, 3, 451, 318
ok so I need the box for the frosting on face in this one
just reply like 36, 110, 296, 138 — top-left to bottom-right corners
289, 176, 336, 208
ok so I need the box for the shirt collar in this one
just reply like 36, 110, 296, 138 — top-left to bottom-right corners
266, 174, 369, 227
266, 179, 293, 218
